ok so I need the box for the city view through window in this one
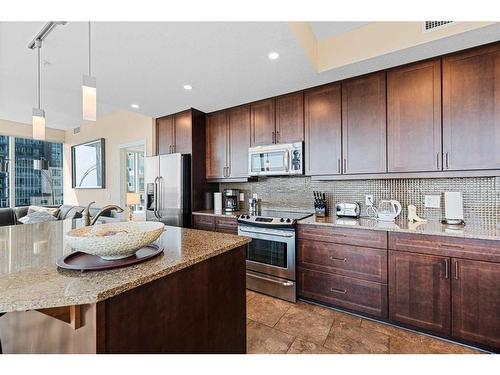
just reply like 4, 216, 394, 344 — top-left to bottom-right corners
0, 136, 63, 208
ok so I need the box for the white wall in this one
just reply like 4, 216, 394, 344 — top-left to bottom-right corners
0, 118, 65, 142
63, 110, 154, 207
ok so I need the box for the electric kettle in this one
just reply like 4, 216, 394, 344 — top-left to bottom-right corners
367, 200, 402, 222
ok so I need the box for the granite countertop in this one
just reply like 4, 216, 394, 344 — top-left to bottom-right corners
192, 210, 243, 218
0, 219, 251, 313
298, 215, 500, 241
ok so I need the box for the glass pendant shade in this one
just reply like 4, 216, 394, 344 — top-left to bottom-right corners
82, 75, 96, 121
32, 108, 46, 140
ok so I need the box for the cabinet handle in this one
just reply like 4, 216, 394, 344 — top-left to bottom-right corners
438, 243, 464, 250
276, 131, 280, 143
437, 153, 440, 170
337, 159, 341, 174
330, 287, 347, 294
227, 165, 231, 177
454, 260, 459, 280
329, 256, 347, 262
343, 158, 347, 174
444, 259, 449, 279
173, 145, 176, 153
272, 131, 275, 144
445, 152, 449, 169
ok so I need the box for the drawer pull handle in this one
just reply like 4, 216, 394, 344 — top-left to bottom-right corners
438, 244, 464, 250
330, 287, 347, 294
329, 256, 347, 262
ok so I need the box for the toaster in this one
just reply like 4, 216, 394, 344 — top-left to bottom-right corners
335, 202, 361, 218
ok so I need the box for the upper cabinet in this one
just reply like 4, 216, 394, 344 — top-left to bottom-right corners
250, 98, 276, 146
276, 92, 304, 144
227, 105, 251, 178
443, 44, 500, 171
206, 111, 228, 179
157, 116, 174, 155
387, 59, 442, 172
156, 110, 192, 155
342, 72, 387, 174
304, 84, 342, 175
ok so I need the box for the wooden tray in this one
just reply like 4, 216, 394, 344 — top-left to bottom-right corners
56, 244, 164, 272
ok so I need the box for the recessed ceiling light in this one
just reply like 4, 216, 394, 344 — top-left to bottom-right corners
183, 84, 193, 90
268, 52, 279, 60
130, 104, 139, 109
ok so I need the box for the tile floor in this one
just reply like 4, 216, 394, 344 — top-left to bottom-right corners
246, 290, 483, 354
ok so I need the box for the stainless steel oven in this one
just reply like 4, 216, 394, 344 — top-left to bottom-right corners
239, 225, 296, 302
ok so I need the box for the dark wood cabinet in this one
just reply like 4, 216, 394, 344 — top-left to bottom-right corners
173, 111, 192, 154
452, 258, 500, 349
388, 251, 451, 335
227, 105, 251, 178
192, 214, 237, 235
387, 59, 442, 172
304, 84, 342, 175
250, 99, 275, 146
205, 112, 228, 179
341, 72, 386, 174
193, 215, 216, 231
276, 92, 304, 144
443, 44, 500, 171
157, 116, 174, 155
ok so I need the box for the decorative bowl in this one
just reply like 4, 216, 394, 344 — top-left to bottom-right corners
64, 221, 165, 260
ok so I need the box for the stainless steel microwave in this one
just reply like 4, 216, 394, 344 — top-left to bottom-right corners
248, 142, 303, 176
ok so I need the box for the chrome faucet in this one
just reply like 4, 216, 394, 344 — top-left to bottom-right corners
82, 201, 124, 226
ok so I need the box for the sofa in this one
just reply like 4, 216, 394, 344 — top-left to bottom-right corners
0, 205, 117, 227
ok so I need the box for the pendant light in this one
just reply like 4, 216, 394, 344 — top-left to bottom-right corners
32, 39, 46, 140
82, 21, 96, 121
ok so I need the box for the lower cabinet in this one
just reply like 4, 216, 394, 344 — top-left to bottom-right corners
452, 258, 500, 349
192, 214, 237, 235
388, 251, 451, 335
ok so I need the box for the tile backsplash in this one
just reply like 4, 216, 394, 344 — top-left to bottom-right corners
220, 176, 500, 225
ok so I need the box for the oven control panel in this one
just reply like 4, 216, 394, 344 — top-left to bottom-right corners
237, 214, 295, 227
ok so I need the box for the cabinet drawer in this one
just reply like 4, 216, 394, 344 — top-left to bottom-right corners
193, 215, 215, 231
298, 240, 387, 283
389, 232, 500, 263
297, 224, 387, 249
298, 268, 387, 318
215, 216, 238, 234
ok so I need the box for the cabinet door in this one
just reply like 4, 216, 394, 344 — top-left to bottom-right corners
206, 112, 227, 179
250, 98, 275, 146
157, 116, 174, 155
227, 105, 250, 178
387, 59, 442, 172
276, 92, 304, 144
342, 72, 386, 174
389, 251, 450, 335
173, 110, 192, 154
452, 258, 500, 349
443, 44, 500, 170
304, 84, 342, 175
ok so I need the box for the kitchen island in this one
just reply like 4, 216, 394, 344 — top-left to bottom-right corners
0, 219, 251, 353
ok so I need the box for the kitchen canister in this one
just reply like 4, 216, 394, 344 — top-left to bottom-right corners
203, 192, 214, 210
214, 192, 223, 213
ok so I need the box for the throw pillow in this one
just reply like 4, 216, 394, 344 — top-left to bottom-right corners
19, 210, 59, 224
27, 205, 60, 218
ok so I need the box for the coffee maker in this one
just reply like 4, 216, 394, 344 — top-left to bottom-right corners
223, 189, 240, 212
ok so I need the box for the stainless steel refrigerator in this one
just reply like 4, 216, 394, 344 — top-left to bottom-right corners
144, 153, 191, 227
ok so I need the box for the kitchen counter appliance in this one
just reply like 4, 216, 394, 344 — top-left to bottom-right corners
248, 142, 303, 176
223, 189, 240, 212
238, 210, 313, 302
335, 202, 361, 218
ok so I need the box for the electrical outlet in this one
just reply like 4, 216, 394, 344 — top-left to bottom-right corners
365, 194, 374, 206
425, 195, 441, 208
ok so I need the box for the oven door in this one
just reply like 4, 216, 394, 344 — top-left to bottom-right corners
238, 225, 295, 280
248, 149, 290, 176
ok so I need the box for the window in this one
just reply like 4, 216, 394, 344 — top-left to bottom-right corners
125, 150, 144, 209
0, 136, 63, 208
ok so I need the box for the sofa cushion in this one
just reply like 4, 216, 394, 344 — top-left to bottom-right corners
0, 208, 16, 227
18, 210, 58, 224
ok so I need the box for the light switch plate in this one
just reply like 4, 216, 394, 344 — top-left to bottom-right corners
425, 195, 441, 208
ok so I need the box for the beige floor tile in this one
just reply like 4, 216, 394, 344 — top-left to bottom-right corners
246, 289, 258, 303
247, 292, 293, 327
287, 338, 339, 354
275, 305, 334, 344
325, 323, 390, 354
389, 333, 480, 354
360, 319, 423, 340
247, 319, 295, 354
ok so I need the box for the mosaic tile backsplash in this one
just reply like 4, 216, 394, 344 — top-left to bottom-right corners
220, 176, 500, 225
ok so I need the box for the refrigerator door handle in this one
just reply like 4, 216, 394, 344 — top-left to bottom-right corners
154, 176, 160, 219
157, 176, 163, 219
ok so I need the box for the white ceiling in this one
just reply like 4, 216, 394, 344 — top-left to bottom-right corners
1, 21, 500, 130
309, 22, 371, 40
